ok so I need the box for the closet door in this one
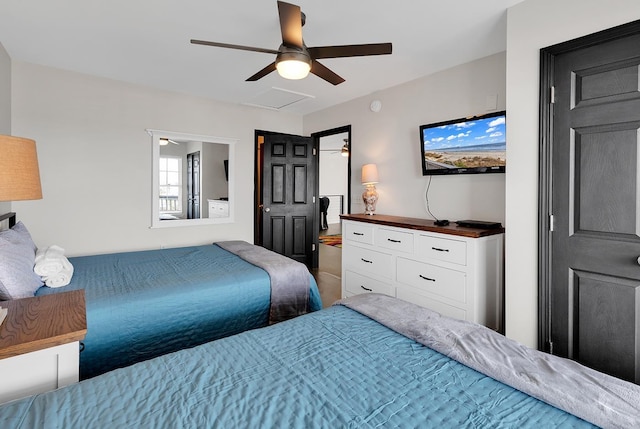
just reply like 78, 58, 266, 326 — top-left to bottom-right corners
545, 23, 640, 383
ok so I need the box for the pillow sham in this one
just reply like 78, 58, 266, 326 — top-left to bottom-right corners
0, 221, 43, 300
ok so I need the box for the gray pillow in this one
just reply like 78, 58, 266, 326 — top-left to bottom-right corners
0, 221, 43, 300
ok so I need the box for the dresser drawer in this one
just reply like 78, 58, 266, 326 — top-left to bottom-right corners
344, 246, 393, 279
344, 222, 374, 245
417, 235, 467, 266
345, 270, 395, 297
376, 228, 414, 253
397, 257, 466, 303
208, 200, 229, 218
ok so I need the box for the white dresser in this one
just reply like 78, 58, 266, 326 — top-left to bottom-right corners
341, 214, 504, 332
208, 199, 229, 218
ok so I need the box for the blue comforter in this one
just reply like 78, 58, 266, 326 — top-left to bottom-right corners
35, 244, 322, 379
0, 305, 593, 428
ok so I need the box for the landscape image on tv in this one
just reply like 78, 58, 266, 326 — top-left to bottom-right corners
420, 111, 506, 175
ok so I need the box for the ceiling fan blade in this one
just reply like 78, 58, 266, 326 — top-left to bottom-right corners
308, 43, 392, 59
277, 1, 303, 48
191, 39, 278, 55
246, 62, 277, 81
310, 60, 345, 86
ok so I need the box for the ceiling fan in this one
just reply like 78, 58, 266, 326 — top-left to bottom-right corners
159, 138, 180, 146
190, 1, 392, 85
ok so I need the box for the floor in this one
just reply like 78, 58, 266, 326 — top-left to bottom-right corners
311, 223, 342, 308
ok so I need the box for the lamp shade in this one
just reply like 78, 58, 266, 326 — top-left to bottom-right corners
0, 135, 43, 201
361, 164, 379, 185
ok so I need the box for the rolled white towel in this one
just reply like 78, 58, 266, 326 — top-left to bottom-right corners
34, 245, 67, 276
43, 257, 74, 288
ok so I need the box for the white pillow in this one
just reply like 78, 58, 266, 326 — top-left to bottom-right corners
0, 221, 44, 300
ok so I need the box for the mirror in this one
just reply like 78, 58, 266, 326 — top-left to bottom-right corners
148, 129, 236, 228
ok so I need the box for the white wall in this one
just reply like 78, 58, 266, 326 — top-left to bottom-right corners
505, 0, 640, 346
319, 151, 348, 224
0, 43, 9, 135
11, 61, 302, 256
0, 42, 11, 216
202, 143, 229, 202
304, 53, 506, 223
319, 152, 347, 197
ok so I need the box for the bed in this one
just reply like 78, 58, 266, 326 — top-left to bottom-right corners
0, 214, 322, 379
1, 294, 638, 428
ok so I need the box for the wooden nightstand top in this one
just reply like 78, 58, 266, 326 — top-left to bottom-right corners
0, 290, 87, 360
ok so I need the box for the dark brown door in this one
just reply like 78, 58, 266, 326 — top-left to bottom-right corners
259, 132, 316, 266
545, 24, 640, 383
187, 151, 200, 219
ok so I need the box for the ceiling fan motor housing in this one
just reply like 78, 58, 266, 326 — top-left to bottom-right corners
276, 45, 311, 66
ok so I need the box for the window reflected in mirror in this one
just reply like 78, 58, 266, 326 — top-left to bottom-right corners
148, 130, 236, 228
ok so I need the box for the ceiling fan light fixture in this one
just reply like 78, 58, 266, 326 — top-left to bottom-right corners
275, 50, 311, 80
341, 139, 349, 157
159, 138, 169, 146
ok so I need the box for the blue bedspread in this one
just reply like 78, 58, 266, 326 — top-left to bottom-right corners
0, 305, 593, 428
35, 244, 321, 379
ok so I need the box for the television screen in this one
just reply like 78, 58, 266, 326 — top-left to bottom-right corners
420, 111, 506, 175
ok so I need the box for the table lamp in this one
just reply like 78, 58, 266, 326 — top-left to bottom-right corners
361, 163, 379, 215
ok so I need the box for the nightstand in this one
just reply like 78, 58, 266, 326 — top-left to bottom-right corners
0, 289, 87, 404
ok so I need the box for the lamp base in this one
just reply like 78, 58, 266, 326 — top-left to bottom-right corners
362, 184, 378, 215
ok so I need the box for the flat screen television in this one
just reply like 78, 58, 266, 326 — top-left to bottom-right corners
419, 111, 506, 175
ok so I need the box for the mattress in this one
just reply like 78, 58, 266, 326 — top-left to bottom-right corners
1, 304, 596, 428
35, 244, 322, 378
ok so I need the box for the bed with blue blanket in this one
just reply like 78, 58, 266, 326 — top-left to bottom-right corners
2, 294, 638, 428
34, 242, 322, 379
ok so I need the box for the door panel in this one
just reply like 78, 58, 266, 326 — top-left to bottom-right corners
292, 216, 307, 256
574, 125, 639, 235
571, 269, 640, 382
261, 132, 316, 265
574, 59, 640, 104
293, 164, 308, 203
271, 164, 285, 203
549, 28, 640, 383
270, 216, 286, 254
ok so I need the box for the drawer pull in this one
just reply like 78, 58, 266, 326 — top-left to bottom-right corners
360, 285, 373, 292
387, 238, 401, 243
419, 274, 436, 282
431, 247, 449, 252
353, 232, 364, 236
361, 258, 373, 264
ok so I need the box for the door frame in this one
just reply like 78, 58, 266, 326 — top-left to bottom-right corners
311, 125, 352, 268
538, 19, 640, 352
311, 125, 352, 215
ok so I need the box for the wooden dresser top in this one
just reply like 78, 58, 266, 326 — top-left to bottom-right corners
0, 290, 87, 360
340, 214, 505, 238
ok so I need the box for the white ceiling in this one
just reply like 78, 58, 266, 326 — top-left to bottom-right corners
0, 0, 524, 115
